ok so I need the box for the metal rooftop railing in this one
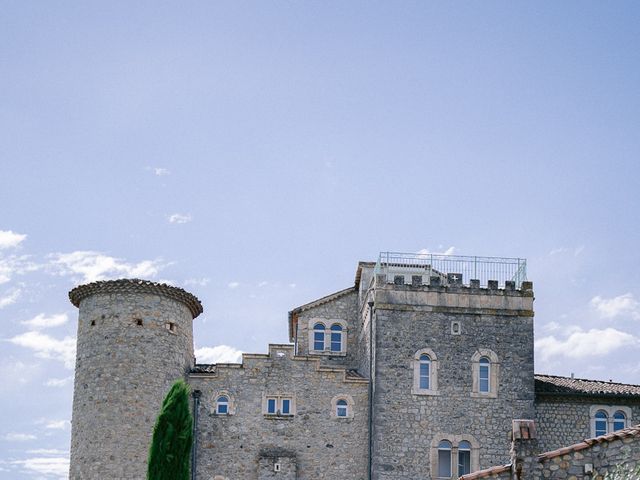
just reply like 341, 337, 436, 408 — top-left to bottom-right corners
374, 251, 527, 288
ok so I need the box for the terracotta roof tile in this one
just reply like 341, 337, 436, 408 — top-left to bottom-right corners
538, 423, 640, 461
535, 374, 640, 397
459, 464, 511, 480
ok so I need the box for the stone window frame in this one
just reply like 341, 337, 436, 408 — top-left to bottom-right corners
307, 318, 347, 356
430, 434, 480, 479
211, 390, 236, 416
412, 348, 439, 396
589, 405, 632, 437
470, 349, 499, 398
262, 393, 296, 417
330, 394, 354, 419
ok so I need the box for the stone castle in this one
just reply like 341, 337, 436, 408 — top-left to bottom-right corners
67, 252, 640, 479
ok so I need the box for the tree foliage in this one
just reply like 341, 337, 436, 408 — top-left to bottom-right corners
147, 379, 193, 480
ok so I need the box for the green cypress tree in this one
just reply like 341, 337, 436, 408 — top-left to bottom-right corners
147, 379, 193, 480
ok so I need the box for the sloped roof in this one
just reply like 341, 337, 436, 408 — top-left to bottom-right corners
287, 286, 356, 341
459, 464, 511, 480
538, 423, 640, 460
535, 374, 640, 397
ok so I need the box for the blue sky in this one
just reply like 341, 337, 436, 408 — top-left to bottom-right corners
1, 1, 640, 478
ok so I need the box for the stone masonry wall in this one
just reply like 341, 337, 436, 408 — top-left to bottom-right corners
189, 344, 369, 480
69, 291, 195, 480
295, 290, 359, 369
370, 283, 535, 480
536, 396, 640, 452
534, 432, 640, 480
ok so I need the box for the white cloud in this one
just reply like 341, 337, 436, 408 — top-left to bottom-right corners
45, 420, 70, 430
44, 376, 73, 388
168, 213, 192, 224
0, 288, 21, 308
549, 246, 584, 257
9, 331, 76, 369
417, 246, 456, 256
258, 281, 268, 287
590, 293, 640, 320
11, 455, 69, 478
535, 327, 638, 361
227, 282, 240, 289
22, 313, 69, 330
195, 345, 243, 364
48, 251, 163, 283
0, 230, 27, 249
26, 449, 68, 456
0, 254, 39, 284
154, 167, 170, 176
3, 432, 36, 442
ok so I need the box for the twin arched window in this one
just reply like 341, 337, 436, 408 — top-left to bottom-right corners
434, 437, 477, 478
592, 407, 629, 437
311, 321, 345, 353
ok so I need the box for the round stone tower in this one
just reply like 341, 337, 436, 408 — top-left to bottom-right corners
68, 279, 203, 480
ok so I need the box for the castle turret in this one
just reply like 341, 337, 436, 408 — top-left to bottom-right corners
68, 279, 202, 480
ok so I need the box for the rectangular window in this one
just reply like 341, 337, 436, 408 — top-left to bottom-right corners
267, 398, 277, 414
438, 449, 452, 478
281, 398, 290, 415
479, 365, 490, 393
330, 332, 341, 352
458, 450, 471, 477
420, 363, 430, 389
314, 332, 324, 351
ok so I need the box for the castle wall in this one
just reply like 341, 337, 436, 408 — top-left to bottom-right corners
294, 289, 358, 368
189, 344, 369, 480
69, 283, 200, 480
535, 396, 640, 452
370, 284, 535, 480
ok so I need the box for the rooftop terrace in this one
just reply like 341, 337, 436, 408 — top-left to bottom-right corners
374, 251, 527, 289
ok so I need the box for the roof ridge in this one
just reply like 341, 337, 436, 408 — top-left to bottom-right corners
535, 373, 640, 388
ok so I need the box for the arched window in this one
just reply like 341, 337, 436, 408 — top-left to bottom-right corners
595, 410, 608, 436
313, 323, 325, 351
331, 395, 354, 419
336, 399, 348, 417
478, 357, 490, 393
471, 350, 499, 398
419, 354, 431, 390
613, 411, 626, 431
412, 348, 439, 395
437, 440, 452, 478
216, 395, 229, 415
458, 441, 471, 477
330, 324, 343, 352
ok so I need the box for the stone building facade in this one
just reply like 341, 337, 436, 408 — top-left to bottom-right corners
67, 254, 640, 480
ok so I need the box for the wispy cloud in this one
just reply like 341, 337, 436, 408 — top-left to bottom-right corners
184, 277, 210, 287
167, 213, 192, 224
0, 254, 39, 284
22, 313, 69, 330
548, 246, 585, 257
3, 432, 36, 442
227, 282, 240, 289
154, 167, 170, 176
44, 420, 70, 430
0, 288, 21, 308
590, 293, 640, 320
535, 327, 638, 361
417, 246, 456, 256
44, 376, 73, 388
9, 331, 76, 368
48, 251, 164, 283
10, 454, 69, 478
0, 230, 27, 249
194, 345, 243, 364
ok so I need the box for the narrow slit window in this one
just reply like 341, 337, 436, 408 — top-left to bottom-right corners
419, 354, 431, 390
